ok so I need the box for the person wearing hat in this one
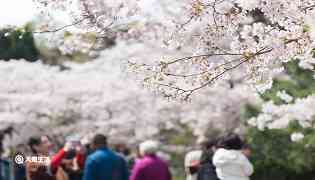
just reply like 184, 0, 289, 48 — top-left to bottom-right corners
130, 140, 171, 180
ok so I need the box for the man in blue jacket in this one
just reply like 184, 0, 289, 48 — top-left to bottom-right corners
83, 134, 129, 180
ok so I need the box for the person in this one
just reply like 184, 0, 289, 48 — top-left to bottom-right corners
26, 135, 73, 180
126, 145, 141, 172
114, 143, 130, 158
241, 144, 252, 158
14, 162, 27, 180
14, 144, 28, 180
55, 144, 86, 180
26, 135, 56, 180
184, 150, 202, 180
82, 134, 128, 180
114, 143, 135, 171
197, 139, 219, 180
212, 133, 254, 180
130, 140, 172, 180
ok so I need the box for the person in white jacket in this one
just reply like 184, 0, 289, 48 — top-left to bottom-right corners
213, 134, 253, 180
185, 150, 202, 180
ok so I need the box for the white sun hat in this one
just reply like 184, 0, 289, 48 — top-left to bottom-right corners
139, 140, 159, 155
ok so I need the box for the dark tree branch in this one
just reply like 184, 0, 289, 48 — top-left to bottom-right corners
183, 57, 248, 100
166, 52, 243, 65
179, 16, 194, 29
164, 56, 244, 78
155, 47, 273, 100
33, 17, 89, 34
302, 4, 315, 11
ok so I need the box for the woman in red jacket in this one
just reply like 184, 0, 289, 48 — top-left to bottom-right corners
26, 136, 86, 180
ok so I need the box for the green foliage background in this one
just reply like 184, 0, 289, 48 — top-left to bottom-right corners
0, 25, 39, 62
242, 60, 315, 180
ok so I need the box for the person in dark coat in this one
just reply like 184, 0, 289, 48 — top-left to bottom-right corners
83, 134, 128, 180
197, 139, 219, 180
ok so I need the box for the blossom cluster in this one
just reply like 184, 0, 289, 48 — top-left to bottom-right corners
248, 95, 315, 130
33, 0, 315, 99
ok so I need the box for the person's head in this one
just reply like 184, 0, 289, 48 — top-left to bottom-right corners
123, 147, 130, 156
139, 140, 159, 156
242, 144, 252, 157
197, 136, 208, 150
135, 145, 142, 158
114, 143, 130, 156
199, 139, 217, 164
65, 149, 77, 159
219, 133, 244, 150
28, 135, 52, 155
205, 139, 218, 152
91, 134, 107, 150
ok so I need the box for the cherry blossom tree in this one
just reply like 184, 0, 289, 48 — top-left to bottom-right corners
16, 0, 313, 144
0, 40, 259, 151
0, 1, 313, 159
32, 0, 315, 99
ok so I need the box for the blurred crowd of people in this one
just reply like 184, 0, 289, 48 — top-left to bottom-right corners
185, 133, 253, 180
10, 133, 253, 180
12, 134, 171, 180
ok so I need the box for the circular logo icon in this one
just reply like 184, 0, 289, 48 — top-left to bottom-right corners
14, 153, 25, 165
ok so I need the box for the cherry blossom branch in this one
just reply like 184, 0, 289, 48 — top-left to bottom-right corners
163, 57, 243, 78
302, 4, 315, 11
155, 58, 248, 100
179, 16, 194, 29
165, 52, 243, 65
183, 48, 273, 99
33, 17, 89, 34
212, 0, 219, 28
156, 47, 273, 100
183, 58, 248, 100
33, 16, 114, 35
211, 0, 229, 28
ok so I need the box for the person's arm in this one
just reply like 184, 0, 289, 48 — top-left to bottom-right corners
212, 149, 223, 167
129, 162, 144, 180
83, 157, 96, 180
240, 154, 254, 176
75, 153, 86, 169
166, 166, 172, 180
50, 142, 72, 173
50, 149, 66, 174
120, 158, 129, 180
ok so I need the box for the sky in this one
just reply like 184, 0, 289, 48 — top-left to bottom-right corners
0, 0, 36, 27
0, 0, 74, 28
